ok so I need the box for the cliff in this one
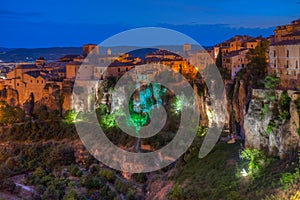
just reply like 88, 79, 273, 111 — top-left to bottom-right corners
244, 89, 299, 159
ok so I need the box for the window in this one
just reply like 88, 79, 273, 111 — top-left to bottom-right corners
287, 50, 289, 57
31, 80, 32, 83
274, 60, 276, 68
37, 80, 39, 83
274, 50, 276, 57
17, 83, 19, 86
286, 60, 289, 68
296, 61, 298, 69
118, 68, 120, 72
42, 80, 43, 83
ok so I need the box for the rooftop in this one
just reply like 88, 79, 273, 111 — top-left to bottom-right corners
223, 48, 248, 58
270, 39, 300, 46
15, 64, 38, 69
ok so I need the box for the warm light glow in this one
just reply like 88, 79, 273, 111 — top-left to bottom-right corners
241, 168, 249, 177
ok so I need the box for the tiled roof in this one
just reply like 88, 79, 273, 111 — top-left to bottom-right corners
15, 64, 38, 69
45, 62, 67, 68
223, 48, 248, 58
59, 54, 80, 60
24, 71, 42, 78
270, 39, 300, 46
282, 31, 300, 37
67, 61, 82, 65
25, 70, 51, 79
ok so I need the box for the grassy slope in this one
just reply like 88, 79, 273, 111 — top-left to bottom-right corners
171, 142, 300, 200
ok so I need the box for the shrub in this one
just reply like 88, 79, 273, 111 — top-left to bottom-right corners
63, 189, 78, 200
68, 164, 81, 177
33, 105, 49, 120
267, 120, 277, 134
241, 148, 272, 178
0, 101, 25, 125
42, 185, 60, 200
169, 183, 183, 200
99, 169, 115, 183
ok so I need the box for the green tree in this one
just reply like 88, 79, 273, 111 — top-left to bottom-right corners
0, 101, 25, 125
169, 183, 183, 200
264, 74, 280, 103
215, 49, 231, 80
264, 74, 280, 90
216, 48, 222, 69
246, 40, 270, 87
63, 190, 78, 200
33, 105, 49, 120
42, 185, 60, 200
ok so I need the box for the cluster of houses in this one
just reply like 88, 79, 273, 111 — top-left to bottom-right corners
0, 19, 299, 111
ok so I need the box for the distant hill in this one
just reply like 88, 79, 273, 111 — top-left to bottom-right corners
0, 47, 82, 62
0, 45, 208, 62
100, 44, 206, 55
0, 47, 16, 53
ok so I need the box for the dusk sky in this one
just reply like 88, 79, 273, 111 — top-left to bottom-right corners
1, 0, 300, 48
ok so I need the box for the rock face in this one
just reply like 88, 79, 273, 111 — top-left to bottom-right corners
0, 87, 19, 106
194, 82, 227, 129
232, 79, 250, 138
146, 179, 174, 200
244, 89, 299, 159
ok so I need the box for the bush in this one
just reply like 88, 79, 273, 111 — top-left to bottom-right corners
0, 101, 25, 125
169, 183, 183, 200
33, 105, 49, 120
99, 169, 115, 183
68, 164, 82, 177
241, 148, 273, 178
63, 189, 78, 200
81, 175, 101, 190
266, 120, 276, 134
42, 185, 60, 200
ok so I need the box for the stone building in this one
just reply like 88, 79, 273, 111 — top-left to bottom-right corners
187, 49, 214, 71
83, 44, 99, 56
212, 35, 263, 80
274, 18, 300, 43
269, 40, 300, 89
223, 48, 249, 79
2, 65, 62, 107
269, 18, 300, 89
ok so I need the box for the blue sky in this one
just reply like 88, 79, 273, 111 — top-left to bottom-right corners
1, 0, 300, 47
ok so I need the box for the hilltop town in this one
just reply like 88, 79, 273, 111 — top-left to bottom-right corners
0, 19, 299, 115
0, 18, 299, 200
